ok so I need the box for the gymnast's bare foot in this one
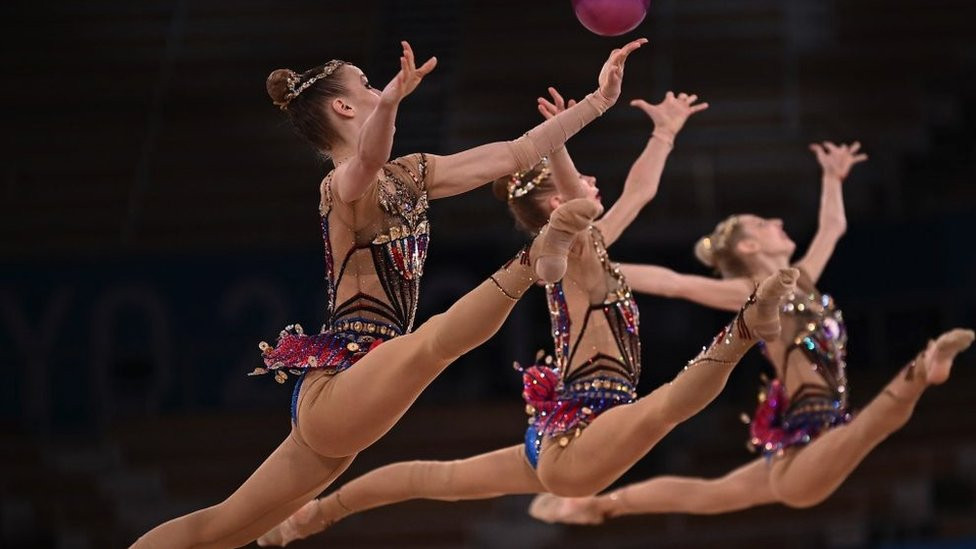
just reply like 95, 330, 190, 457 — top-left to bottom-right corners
921, 328, 974, 385
530, 198, 603, 283
742, 268, 799, 341
529, 493, 606, 525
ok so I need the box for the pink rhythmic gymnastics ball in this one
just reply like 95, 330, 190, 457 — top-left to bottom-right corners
572, 0, 651, 36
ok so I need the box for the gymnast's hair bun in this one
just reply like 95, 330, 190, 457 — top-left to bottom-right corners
267, 68, 298, 108
694, 236, 716, 268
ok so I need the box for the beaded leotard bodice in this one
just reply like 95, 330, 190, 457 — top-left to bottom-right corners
256, 154, 432, 385
774, 271, 848, 407
749, 269, 850, 456
547, 226, 641, 396
521, 226, 640, 466
321, 153, 431, 338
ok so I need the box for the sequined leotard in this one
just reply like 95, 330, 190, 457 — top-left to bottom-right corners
748, 270, 851, 457
521, 226, 641, 467
253, 154, 433, 420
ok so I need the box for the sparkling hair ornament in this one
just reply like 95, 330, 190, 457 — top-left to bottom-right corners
274, 59, 347, 111
696, 214, 742, 268
507, 157, 551, 201
701, 215, 740, 254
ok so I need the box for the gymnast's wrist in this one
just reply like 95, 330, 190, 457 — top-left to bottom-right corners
585, 90, 613, 115
651, 130, 675, 149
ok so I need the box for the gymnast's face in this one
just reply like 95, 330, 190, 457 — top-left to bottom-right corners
578, 173, 602, 207
332, 65, 380, 119
736, 214, 796, 258
550, 172, 602, 212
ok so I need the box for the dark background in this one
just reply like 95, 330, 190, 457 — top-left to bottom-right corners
2, 0, 975, 547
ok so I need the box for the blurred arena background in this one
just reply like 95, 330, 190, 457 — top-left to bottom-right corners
2, 0, 975, 547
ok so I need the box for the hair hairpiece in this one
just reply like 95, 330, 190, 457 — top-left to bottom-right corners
507, 157, 551, 201
277, 59, 347, 110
